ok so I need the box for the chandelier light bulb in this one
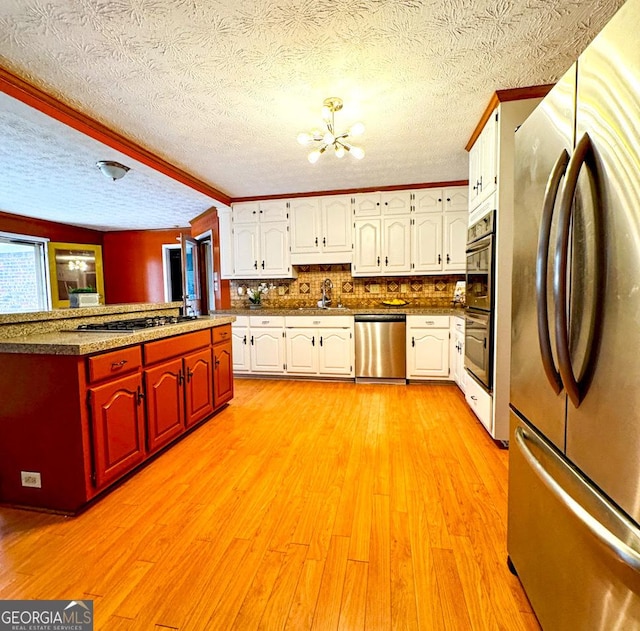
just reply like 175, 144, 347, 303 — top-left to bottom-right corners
298, 97, 365, 163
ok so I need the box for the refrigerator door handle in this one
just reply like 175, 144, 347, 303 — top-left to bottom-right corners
553, 133, 597, 408
515, 425, 640, 572
536, 149, 569, 395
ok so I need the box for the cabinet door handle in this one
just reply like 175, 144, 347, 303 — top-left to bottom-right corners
385, 256, 389, 266
412, 337, 415, 348
187, 367, 193, 382
323, 237, 326, 246
446, 254, 450, 264
243, 335, 247, 345
320, 336, 323, 347
178, 370, 184, 385
111, 359, 127, 369
438, 254, 442, 264
136, 386, 145, 405
312, 336, 315, 346
377, 256, 380, 266
315, 237, 318, 246
254, 260, 258, 269
261, 260, 265, 269
250, 336, 254, 345
215, 357, 220, 368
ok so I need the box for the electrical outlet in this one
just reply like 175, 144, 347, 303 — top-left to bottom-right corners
21, 471, 42, 488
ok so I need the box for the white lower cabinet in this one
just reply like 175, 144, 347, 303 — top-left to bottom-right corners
232, 316, 250, 373
285, 316, 354, 377
232, 316, 285, 374
451, 316, 466, 392
406, 315, 450, 379
464, 372, 493, 433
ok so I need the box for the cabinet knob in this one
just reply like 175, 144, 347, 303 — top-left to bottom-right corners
377, 256, 380, 266
446, 254, 450, 264
385, 256, 389, 266
411, 337, 415, 347
315, 237, 318, 246
111, 359, 127, 370
438, 254, 442, 264
215, 358, 220, 368
187, 367, 193, 382
243, 335, 247, 344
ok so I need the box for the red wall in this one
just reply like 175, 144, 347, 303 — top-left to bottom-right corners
0, 210, 103, 245
102, 229, 182, 304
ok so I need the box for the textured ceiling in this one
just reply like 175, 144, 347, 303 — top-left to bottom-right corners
0, 0, 626, 231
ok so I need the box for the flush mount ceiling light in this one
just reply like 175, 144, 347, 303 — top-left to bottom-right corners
96, 160, 130, 181
297, 97, 365, 164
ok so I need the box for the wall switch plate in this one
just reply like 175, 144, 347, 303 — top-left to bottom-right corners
21, 471, 42, 488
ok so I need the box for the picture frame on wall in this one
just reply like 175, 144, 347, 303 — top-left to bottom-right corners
47, 242, 105, 309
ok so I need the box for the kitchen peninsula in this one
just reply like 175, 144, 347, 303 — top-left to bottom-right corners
0, 303, 235, 514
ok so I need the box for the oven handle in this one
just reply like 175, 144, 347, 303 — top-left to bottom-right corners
536, 148, 569, 395
465, 235, 492, 255
465, 312, 489, 326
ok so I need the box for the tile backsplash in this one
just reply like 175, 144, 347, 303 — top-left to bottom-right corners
230, 265, 464, 309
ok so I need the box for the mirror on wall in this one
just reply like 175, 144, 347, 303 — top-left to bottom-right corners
47, 242, 104, 308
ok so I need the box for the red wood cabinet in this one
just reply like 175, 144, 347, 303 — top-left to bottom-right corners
0, 323, 233, 513
184, 347, 214, 427
89, 372, 146, 489
144, 357, 186, 453
214, 339, 234, 408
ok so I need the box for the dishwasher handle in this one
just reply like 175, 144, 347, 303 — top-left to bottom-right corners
354, 314, 407, 323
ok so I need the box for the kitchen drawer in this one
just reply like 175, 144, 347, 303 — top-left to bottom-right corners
453, 315, 465, 334
249, 315, 285, 328
234, 316, 249, 327
407, 315, 450, 328
87, 345, 142, 384
465, 373, 493, 432
144, 330, 211, 365
212, 324, 232, 344
285, 315, 353, 328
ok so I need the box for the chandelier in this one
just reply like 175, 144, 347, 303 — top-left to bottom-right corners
297, 97, 365, 163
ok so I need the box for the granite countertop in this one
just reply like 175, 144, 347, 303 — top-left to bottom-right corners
0, 315, 235, 356
219, 306, 466, 317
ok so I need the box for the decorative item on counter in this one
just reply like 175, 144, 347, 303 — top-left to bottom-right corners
246, 283, 276, 309
453, 280, 466, 306
68, 286, 101, 308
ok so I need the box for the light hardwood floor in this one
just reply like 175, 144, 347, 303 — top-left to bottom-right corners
0, 379, 540, 630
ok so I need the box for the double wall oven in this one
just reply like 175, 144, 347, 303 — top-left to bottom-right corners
465, 210, 495, 391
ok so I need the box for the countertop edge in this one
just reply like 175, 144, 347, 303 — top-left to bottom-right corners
0, 315, 235, 356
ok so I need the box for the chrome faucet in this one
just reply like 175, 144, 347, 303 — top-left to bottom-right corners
320, 278, 333, 308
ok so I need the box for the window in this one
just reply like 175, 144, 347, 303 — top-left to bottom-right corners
0, 232, 51, 313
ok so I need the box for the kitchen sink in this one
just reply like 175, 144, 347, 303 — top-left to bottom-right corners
297, 306, 348, 311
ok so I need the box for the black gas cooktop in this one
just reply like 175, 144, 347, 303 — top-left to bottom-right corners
76, 315, 198, 332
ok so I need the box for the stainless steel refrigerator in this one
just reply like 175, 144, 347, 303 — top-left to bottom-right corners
509, 0, 640, 627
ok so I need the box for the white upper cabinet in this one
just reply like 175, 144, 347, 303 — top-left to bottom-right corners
468, 110, 498, 212
410, 186, 468, 274
413, 189, 443, 213
290, 195, 352, 264
353, 191, 411, 217
231, 201, 293, 278
352, 218, 382, 275
233, 200, 288, 223
382, 216, 412, 274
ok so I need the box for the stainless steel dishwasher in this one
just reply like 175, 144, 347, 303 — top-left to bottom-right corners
354, 314, 406, 382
